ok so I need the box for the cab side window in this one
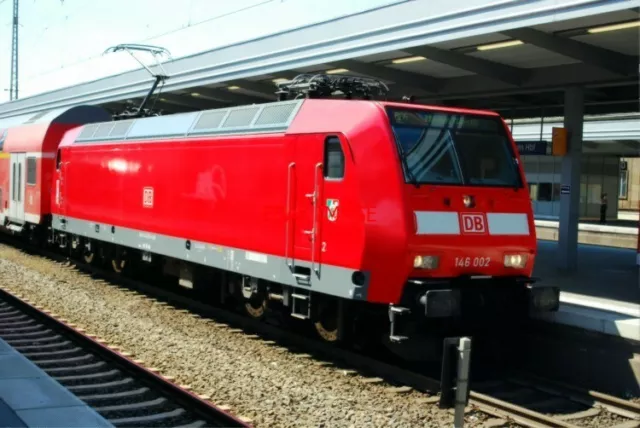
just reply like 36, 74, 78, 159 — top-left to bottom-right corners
56, 150, 62, 170
324, 136, 344, 179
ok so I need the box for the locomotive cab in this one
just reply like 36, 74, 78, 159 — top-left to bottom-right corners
384, 105, 559, 339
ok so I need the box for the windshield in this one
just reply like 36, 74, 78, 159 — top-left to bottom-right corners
387, 107, 522, 188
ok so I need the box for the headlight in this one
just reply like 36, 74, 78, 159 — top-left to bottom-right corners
503, 253, 528, 268
414, 255, 439, 269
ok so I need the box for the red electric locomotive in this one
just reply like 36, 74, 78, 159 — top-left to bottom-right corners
45, 74, 559, 349
0, 106, 112, 241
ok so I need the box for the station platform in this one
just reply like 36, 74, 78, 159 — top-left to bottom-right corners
0, 338, 112, 427
534, 218, 638, 250
532, 240, 640, 343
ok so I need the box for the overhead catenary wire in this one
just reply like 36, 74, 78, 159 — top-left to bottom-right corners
18, 0, 278, 83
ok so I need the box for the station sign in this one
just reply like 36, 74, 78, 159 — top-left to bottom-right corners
515, 141, 549, 155
515, 126, 568, 156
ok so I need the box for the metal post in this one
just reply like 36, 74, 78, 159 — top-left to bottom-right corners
9, 0, 19, 101
440, 336, 473, 427
454, 337, 472, 428
636, 199, 639, 269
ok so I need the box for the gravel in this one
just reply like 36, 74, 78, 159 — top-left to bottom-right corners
0, 243, 478, 428
571, 409, 634, 427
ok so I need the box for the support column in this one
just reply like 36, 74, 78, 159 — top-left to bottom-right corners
557, 86, 584, 272
636, 200, 639, 267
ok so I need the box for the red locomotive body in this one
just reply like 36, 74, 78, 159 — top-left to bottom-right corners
47, 98, 558, 344
0, 106, 112, 239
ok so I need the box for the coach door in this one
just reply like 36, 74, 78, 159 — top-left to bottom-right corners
287, 135, 325, 281
55, 149, 66, 217
8, 153, 26, 223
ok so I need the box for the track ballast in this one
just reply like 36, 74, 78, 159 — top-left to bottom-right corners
0, 288, 248, 428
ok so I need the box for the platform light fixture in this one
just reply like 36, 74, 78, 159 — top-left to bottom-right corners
272, 78, 289, 84
392, 56, 426, 64
227, 85, 241, 90
587, 20, 640, 33
326, 68, 349, 74
191, 92, 200, 97
476, 40, 524, 51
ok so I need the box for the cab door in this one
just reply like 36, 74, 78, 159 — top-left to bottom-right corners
288, 135, 325, 281
8, 153, 26, 223
318, 136, 347, 266
54, 149, 66, 217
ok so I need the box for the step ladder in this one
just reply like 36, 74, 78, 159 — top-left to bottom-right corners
291, 291, 311, 320
389, 305, 411, 343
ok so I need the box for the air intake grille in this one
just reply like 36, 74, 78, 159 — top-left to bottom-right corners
73, 99, 304, 144
110, 120, 134, 138
254, 103, 298, 126
92, 123, 115, 138
77, 124, 99, 140
193, 110, 228, 131
221, 107, 260, 128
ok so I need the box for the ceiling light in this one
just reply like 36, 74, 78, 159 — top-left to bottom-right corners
476, 40, 524, 51
587, 20, 640, 33
191, 92, 200, 97
159, 98, 167, 102
391, 56, 426, 64
272, 78, 289, 84
326, 68, 349, 74
227, 85, 241, 90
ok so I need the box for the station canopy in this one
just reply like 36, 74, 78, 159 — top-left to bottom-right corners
0, 2, 637, 154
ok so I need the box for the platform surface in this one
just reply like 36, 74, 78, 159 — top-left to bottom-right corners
532, 240, 640, 342
534, 218, 638, 250
0, 337, 112, 428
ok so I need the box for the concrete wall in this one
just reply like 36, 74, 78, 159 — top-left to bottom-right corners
618, 157, 640, 213
522, 154, 620, 220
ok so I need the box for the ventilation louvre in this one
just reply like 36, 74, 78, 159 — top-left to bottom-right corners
193, 110, 228, 131
254, 103, 298, 126
92, 122, 116, 138
221, 107, 260, 128
109, 120, 134, 138
74, 99, 304, 144
77, 124, 100, 140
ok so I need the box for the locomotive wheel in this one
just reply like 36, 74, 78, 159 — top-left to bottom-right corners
314, 299, 339, 342
83, 250, 95, 264
111, 248, 127, 274
244, 293, 267, 319
111, 258, 127, 274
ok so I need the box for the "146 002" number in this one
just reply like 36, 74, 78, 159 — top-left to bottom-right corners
454, 257, 491, 268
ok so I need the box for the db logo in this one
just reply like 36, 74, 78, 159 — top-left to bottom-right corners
460, 213, 486, 234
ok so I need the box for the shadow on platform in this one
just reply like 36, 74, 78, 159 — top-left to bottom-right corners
534, 240, 639, 305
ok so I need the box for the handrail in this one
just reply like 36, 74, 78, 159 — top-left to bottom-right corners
285, 162, 295, 268
311, 162, 323, 275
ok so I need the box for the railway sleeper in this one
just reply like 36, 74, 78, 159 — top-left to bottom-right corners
77, 387, 151, 404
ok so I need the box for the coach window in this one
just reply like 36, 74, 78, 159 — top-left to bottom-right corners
324, 136, 344, 179
27, 157, 36, 186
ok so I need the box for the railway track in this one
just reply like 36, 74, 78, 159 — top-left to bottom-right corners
2, 235, 639, 428
0, 288, 248, 428
470, 376, 640, 428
